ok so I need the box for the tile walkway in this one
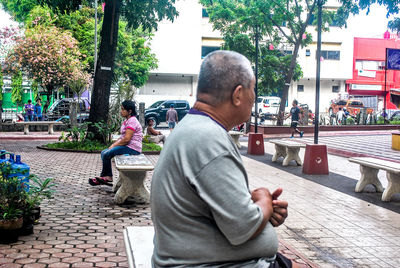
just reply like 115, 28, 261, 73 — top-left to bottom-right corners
1, 130, 400, 267
0, 141, 314, 267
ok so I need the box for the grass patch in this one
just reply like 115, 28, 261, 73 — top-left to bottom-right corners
44, 140, 162, 152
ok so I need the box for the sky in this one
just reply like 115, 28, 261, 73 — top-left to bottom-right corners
0, 3, 395, 37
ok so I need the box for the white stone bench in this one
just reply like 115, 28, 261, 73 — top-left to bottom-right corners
114, 154, 154, 205
269, 139, 306, 166
123, 226, 154, 268
229, 130, 243, 148
349, 157, 400, 202
15, 121, 63, 135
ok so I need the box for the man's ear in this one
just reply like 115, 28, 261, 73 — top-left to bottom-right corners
231, 85, 242, 107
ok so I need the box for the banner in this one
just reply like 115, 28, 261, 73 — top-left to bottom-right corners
386, 48, 400, 70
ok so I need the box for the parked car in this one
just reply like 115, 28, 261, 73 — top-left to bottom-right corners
329, 99, 373, 117
46, 98, 90, 121
391, 110, 400, 121
145, 100, 190, 127
252, 96, 281, 117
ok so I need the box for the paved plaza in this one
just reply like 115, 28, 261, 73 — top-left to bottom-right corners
0, 129, 399, 267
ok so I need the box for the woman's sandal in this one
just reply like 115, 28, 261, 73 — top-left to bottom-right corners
89, 177, 113, 186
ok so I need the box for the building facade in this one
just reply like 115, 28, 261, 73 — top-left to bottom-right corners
137, 0, 398, 116
345, 36, 400, 115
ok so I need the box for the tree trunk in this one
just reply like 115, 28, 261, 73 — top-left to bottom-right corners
88, 0, 120, 142
0, 100, 3, 127
43, 87, 53, 115
277, 41, 302, 126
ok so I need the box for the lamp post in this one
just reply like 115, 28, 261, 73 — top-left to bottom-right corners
254, 25, 259, 133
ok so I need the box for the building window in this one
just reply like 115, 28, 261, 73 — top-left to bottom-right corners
297, 85, 304, 92
202, 8, 209, 18
321, 50, 340, 60
202, 46, 220, 58
306, 49, 311, 56
332, 86, 339, 92
355, 60, 385, 70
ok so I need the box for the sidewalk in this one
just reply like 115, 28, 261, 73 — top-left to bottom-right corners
0, 131, 399, 267
240, 136, 400, 268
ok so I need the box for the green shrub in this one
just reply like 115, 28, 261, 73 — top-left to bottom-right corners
346, 117, 355, 125
44, 140, 161, 152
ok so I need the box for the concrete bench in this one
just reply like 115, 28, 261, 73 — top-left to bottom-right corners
229, 130, 243, 148
15, 121, 63, 135
123, 226, 154, 268
349, 157, 400, 202
114, 154, 154, 205
269, 139, 306, 166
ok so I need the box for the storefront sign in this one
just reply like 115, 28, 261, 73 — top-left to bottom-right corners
386, 48, 400, 70
358, 69, 376, 78
351, 84, 382, 91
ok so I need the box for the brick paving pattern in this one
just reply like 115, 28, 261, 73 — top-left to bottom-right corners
0, 141, 315, 267
299, 133, 400, 162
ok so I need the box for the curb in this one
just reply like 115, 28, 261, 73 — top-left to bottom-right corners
36, 145, 161, 155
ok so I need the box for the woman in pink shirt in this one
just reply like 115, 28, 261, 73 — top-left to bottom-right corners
89, 100, 143, 186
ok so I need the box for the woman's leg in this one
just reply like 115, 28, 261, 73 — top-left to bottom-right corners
100, 146, 140, 178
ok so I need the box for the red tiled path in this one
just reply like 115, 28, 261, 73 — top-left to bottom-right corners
0, 141, 316, 267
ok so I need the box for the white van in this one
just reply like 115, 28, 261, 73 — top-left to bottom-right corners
252, 96, 281, 116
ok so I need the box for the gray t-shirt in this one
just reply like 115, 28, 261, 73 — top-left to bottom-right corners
166, 109, 178, 123
151, 113, 278, 267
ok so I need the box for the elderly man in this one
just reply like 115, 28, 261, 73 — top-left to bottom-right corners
151, 51, 295, 267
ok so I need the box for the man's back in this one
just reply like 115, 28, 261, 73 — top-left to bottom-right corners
166, 108, 178, 122
151, 113, 278, 267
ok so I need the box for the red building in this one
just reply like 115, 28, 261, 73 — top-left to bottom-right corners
346, 35, 400, 113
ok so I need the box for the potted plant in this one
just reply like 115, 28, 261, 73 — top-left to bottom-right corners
0, 176, 26, 243
21, 175, 56, 235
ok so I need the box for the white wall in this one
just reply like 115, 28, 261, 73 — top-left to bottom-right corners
149, 0, 203, 75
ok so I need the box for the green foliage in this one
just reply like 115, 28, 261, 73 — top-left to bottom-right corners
346, 116, 355, 125
31, 80, 39, 101
11, 70, 23, 104
114, 23, 158, 87
46, 140, 110, 152
0, 0, 37, 23
142, 141, 162, 152
0, 64, 3, 101
0, 175, 26, 220
390, 120, 400, 125
377, 116, 385, 125
26, 175, 55, 210
45, 139, 162, 152
59, 123, 88, 142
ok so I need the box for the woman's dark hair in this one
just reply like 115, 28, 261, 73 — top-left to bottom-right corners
121, 100, 137, 116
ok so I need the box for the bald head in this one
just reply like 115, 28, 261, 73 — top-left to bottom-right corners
197, 50, 254, 106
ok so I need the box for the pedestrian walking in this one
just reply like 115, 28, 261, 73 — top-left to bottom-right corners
166, 104, 178, 131
285, 100, 303, 138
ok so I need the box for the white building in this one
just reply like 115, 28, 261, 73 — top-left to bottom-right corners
135, 0, 361, 113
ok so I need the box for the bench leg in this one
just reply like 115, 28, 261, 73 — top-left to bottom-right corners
112, 175, 122, 193
48, 124, 54, 134
114, 170, 150, 205
272, 144, 286, 162
24, 125, 29, 135
283, 147, 302, 166
382, 172, 400, 202
355, 165, 383, 193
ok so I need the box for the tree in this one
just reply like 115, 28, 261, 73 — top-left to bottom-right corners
0, 64, 3, 125
222, 32, 303, 96
5, 25, 86, 112
201, 0, 324, 125
88, 0, 178, 142
11, 69, 23, 110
